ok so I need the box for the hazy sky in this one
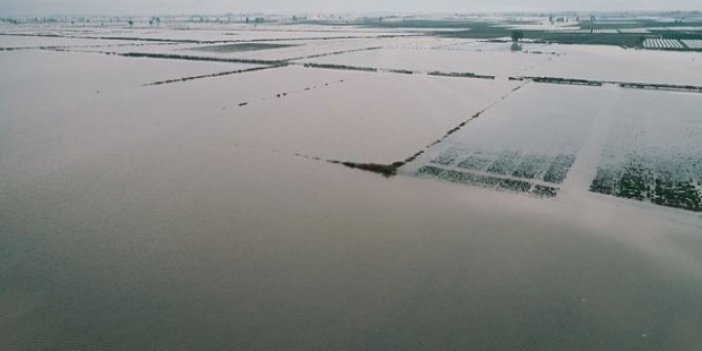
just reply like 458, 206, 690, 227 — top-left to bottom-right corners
2, 0, 700, 15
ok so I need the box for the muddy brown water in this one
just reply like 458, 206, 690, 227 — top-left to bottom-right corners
2, 41, 702, 351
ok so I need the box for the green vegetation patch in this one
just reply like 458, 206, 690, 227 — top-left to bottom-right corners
532, 185, 558, 198
416, 165, 445, 177
498, 179, 533, 193
414, 150, 574, 197
456, 153, 494, 171
543, 155, 576, 184
486, 151, 521, 176
590, 161, 702, 212
511, 155, 550, 180
652, 177, 702, 211
439, 170, 502, 188
430, 150, 461, 166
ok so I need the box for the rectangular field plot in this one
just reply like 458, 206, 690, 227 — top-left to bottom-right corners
642, 38, 684, 50
418, 148, 572, 197
201, 69, 519, 163
0, 35, 138, 49
63, 25, 399, 43
522, 45, 702, 86
178, 38, 392, 61
0, 47, 264, 145
0, 58, 338, 185
402, 83, 615, 196
680, 39, 702, 50
4, 58, 517, 173
0, 49, 260, 92
430, 39, 567, 55
86, 37, 399, 62
590, 90, 702, 212
300, 47, 557, 78
682, 40, 702, 50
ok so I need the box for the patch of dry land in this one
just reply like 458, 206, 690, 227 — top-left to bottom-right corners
1, 18, 702, 351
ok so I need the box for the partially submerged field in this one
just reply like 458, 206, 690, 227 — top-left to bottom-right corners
1, 21, 702, 351
590, 89, 702, 212
300, 46, 559, 78
520, 45, 702, 86
402, 83, 607, 197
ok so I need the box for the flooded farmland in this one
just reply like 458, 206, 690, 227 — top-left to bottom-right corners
1, 13, 702, 351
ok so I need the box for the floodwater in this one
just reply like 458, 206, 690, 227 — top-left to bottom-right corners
2, 28, 702, 351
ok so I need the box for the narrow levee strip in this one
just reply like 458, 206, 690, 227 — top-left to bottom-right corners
0, 32, 420, 45
1, 42, 177, 52
299, 62, 496, 80
286, 46, 383, 61
511, 76, 702, 94
234, 79, 346, 107
118, 52, 288, 65
325, 82, 529, 177
142, 65, 283, 86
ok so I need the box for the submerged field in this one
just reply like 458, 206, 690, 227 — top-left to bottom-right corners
401, 83, 605, 197
1, 18, 702, 351
589, 89, 702, 212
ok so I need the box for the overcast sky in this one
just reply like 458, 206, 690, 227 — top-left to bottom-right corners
2, 0, 700, 16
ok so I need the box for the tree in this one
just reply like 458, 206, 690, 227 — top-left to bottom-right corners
511, 30, 524, 42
